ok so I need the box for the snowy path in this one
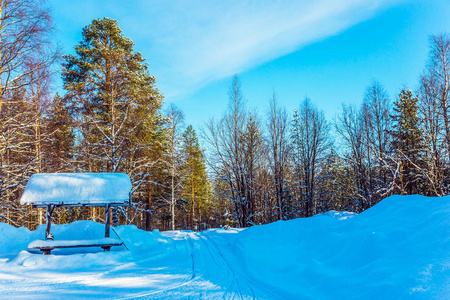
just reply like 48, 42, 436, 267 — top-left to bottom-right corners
0, 226, 270, 299
136, 230, 272, 299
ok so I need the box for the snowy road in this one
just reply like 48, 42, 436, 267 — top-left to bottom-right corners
0, 225, 274, 299
133, 230, 279, 299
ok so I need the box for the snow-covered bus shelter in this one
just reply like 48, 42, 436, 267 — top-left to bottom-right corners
20, 173, 132, 254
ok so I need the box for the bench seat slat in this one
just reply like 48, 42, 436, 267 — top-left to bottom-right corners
28, 238, 123, 250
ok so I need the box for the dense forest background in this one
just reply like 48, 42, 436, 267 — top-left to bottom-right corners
1, 1, 449, 231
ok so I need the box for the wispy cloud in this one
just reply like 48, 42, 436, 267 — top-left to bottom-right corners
53, 0, 401, 98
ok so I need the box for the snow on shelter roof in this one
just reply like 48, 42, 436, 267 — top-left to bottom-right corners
20, 173, 131, 207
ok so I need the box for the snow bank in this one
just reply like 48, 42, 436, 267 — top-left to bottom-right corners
0, 222, 36, 255
20, 173, 131, 206
218, 195, 450, 299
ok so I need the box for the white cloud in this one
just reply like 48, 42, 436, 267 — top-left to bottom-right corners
54, 0, 402, 98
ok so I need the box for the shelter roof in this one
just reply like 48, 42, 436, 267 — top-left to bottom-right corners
20, 173, 131, 207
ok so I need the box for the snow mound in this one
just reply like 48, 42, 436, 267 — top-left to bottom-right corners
225, 195, 450, 299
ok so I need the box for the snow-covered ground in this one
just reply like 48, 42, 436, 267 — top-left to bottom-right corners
0, 195, 449, 299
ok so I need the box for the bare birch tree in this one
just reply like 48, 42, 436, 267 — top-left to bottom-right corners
361, 80, 392, 202
267, 91, 290, 220
419, 34, 450, 195
0, 0, 58, 226
291, 98, 331, 217
334, 104, 368, 211
204, 75, 257, 227
426, 34, 450, 161
0, 0, 58, 106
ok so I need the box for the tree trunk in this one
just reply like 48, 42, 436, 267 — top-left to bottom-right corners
146, 182, 152, 231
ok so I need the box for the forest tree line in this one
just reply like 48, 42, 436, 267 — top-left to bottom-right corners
205, 34, 450, 227
0, 0, 449, 231
0, 3, 210, 231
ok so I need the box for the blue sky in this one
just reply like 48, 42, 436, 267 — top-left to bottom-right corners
50, 0, 450, 130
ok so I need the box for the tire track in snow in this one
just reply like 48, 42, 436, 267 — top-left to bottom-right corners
123, 231, 278, 299
121, 233, 197, 299
196, 233, 245, 299
202, 233, 281, 300
186, 235, 196, 280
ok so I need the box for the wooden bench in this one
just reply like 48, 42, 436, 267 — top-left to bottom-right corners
19, 173, 132, 255
28, 238, 124, 255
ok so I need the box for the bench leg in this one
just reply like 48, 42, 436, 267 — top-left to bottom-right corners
101, 246, 111, 251
42, 249, 51, 255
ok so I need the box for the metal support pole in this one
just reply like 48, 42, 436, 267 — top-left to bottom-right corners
105, 204, 111, 238
45, 205, 52, 240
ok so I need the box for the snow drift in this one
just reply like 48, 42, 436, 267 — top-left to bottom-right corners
0, 195, 449, 299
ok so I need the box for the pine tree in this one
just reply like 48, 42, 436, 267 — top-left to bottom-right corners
320, 148, 357, 212
42, 93, 75, 172
62, 18, 165, 226
182, 125, 211, 230
241, 116, 264, 225
391, 89, 425, 194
